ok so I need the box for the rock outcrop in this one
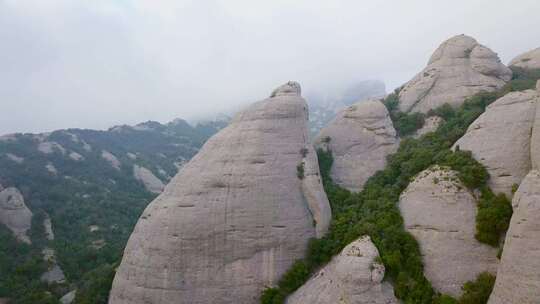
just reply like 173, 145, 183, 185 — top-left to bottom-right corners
109, 82, 331, 304
101, 150, 121, 170
509, 47, 540, 70
133, 165, 165, 194
531, 81, 540, 170
453, 90, 538, 196
488, 170, 540, 304
413, 116, 443, 138
286, 236, 397, 304
314, 99, 399, 192
399, 167, 498, 297
41, 248, 66, 284
60, 290, 77, 304
398, 34, 512, 113
0, 187, 33, 244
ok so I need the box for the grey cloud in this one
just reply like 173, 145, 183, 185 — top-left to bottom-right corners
1, 0, 539, 134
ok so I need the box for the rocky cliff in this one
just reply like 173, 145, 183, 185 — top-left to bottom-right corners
453, 88, 539, 196
286, 236, 397, 304
509, 47, 540, 70
109, 82, 331, 304
488, 170, 540, 304
314, 99, 399, 192
398, 34, 512, 113
0, 187, 33, 244
399, 167, 499, 297
531, 80, 540, 170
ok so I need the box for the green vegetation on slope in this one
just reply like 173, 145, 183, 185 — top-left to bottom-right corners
0, 119, 226, 303
261, 72, 540, 303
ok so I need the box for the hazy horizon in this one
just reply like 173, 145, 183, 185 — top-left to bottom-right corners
2, 0, 539, 135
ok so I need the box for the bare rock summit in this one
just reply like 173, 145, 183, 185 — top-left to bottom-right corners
286, 235, 397, 304
509, 47, 540, 70
109, 81, 331, 304
399, 166, 498, 297
314, 99, 399, 192
0, 187, 33, 244
453, 89, 539, 196
399, 34, 512, 113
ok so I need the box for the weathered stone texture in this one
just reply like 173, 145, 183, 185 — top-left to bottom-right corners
109, 82, 331, 304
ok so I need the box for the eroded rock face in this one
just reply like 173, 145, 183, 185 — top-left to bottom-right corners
399, 34, 512, 113
0, 187, 33, 244
509, 47, 540, 70
488, 170, 540, 304
314, 99, 399, 192
530, 81, 540, 170
399, 167, 498, 297
133, 165, 165, 194
109, 82, 331, 304
453, 90, 538, 196
287, 236, 397, 304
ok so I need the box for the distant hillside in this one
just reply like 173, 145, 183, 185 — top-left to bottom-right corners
0, 117, 227, 303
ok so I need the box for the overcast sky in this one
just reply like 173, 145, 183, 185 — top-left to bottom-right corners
1, 0, 539, 135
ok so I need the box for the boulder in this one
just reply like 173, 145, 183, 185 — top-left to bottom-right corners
399, 34, 512, 113
133, 165, 165, 194
286, 236, 397, 304
488, 170, 540, 304
109, 82, 331, 304
314, 99, 399, 192
399, 166, 498, 297
453, 90, 538, 196
509, 47, 540, 70
0, 187, 33, 244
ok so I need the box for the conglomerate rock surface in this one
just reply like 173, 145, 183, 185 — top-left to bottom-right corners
109, 82, 331, 304
398, 34, 512, 113
399, 167, 498, 297
314, 99, 399, 192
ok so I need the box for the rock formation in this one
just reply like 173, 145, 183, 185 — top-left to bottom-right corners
509, 47, 540, 70
399, 166, 498, 297
314, 99, 399, 192
109, 82, 331, 304
453, 89, 539, 196
60, 290, 77, 304
0, 187, 33, 244
413, 116, 443, 138
530, 80, 540, 170
488, 170, 540, 304
41, 248, 66, 284
286, 236, 397, 304
101, 150, 121, 170
398, 34, 512, 113
133, 165, 165, 194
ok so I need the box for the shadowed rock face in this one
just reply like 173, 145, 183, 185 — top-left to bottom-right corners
488, 170, 540, 304
286, 236, 397, 304
509, 47, 540, 70
0, 187, 33, 244
399, 34, 512, 113
314, 99, 399, 192
109, 82, 331, 304
399, 167, 498, 297
453, 90, 539, 196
